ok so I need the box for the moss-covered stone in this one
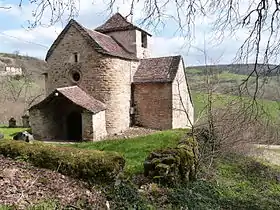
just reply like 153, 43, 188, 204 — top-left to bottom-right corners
143, 134, 198, 186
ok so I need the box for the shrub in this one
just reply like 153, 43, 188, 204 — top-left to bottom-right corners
0, 141, 125, 184
104, 180, 152, 209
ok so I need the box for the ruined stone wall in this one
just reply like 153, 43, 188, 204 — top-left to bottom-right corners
172, 60, 194, 128
134, 83, 172, 130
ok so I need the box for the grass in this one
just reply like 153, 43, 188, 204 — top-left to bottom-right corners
1, 126, 280, 209
192, 91, 280, 121
165, 154, 280, 209
67, 129, 187, 175
0, 125, 29, 140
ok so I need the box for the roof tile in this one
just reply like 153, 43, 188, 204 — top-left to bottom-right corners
29, 86, 106, 114
133, 56, 182, 83
95, 13, 151, 36
46, 19, 137, 61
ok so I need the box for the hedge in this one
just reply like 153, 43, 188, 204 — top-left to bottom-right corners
0, 141, 125, 183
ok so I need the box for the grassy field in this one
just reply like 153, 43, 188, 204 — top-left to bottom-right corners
68, 129, 187, 175
0, 125, 29, 140
1, 126, 280, 209
192, 91, 280, 121
62, 131, 280, 209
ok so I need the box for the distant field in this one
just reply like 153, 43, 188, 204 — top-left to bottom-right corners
192, 91, 280, 121
186, 67, 280, 101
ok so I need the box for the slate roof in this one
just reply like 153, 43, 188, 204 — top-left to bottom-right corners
133, 55, 182, 83
45, 19, 137, 61
95, 13, 151, 36
29, 86, 106, 114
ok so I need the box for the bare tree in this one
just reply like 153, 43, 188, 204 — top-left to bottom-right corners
2, 0, 277, 96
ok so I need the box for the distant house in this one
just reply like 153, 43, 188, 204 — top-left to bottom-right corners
29, 13, 194, 141
0, 66, 23, 76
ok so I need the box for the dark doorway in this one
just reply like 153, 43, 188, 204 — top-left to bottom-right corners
66, 111, 82, 141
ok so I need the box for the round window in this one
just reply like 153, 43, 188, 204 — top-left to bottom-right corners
70, 71, 81, 82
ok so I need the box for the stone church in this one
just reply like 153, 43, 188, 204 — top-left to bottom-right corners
29, 13, 194, 141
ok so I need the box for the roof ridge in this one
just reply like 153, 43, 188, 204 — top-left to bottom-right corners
141, 55, 181, 60
46, 19, 138, 61
95, 12, 151, 36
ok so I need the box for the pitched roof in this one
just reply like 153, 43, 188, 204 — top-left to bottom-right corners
45, 19, 137, 61
95, 13, 151, 36
133, 55, 182, 83
29, 86, 106, 114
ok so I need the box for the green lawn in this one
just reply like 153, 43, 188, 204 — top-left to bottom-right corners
0, 125, 29, 140
68, 129, 187, 175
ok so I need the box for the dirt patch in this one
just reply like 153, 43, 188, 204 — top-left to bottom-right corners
0, 155, 107, 209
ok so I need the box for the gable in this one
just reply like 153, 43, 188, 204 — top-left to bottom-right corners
29, 86, 106, 114
46, 19, 137, 61
173, 59, 194, 106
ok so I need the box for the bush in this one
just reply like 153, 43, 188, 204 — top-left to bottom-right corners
0, 141, 125, 184
104, 180, 152, 209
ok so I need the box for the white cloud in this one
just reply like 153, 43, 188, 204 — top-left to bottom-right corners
0, 0, 275, 65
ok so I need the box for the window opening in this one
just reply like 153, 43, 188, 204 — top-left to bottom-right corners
141, 32, 147, 48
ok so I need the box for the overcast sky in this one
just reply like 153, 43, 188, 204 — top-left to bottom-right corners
0, 0, 261, 66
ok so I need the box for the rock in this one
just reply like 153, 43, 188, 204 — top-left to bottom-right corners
0, 133, 4, 139
143, 134, 198, 186
13, 131, 34, 142
8, 117, 16, 128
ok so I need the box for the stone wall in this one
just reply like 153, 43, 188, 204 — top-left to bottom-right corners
81, 112, 93, 141
172, 60, 194, 128
134, 83, 172, 130
46, 25, 105, 95
106, 30, 136, 54
92, 110, 107, 140
30, 96, 84, 140
106, 29, 151, 59
98, 58, 135, 134
135, 30, 151, 59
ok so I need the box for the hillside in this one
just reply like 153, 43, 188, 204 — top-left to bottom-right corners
0, 52, 279, 125
0, 53, 46, 124
0, 53, 47, 78
186, 65, 280, 101
186, 63, 280, 76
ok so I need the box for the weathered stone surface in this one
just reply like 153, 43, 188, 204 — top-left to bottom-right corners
8, 117, 16, 128
172, 60, 194, 128
22, 115, 30, 128
134, 83, 172, 130
144, 134, 198, 186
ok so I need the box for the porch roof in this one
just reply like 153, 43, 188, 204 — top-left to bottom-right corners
29, 86, 106, 114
